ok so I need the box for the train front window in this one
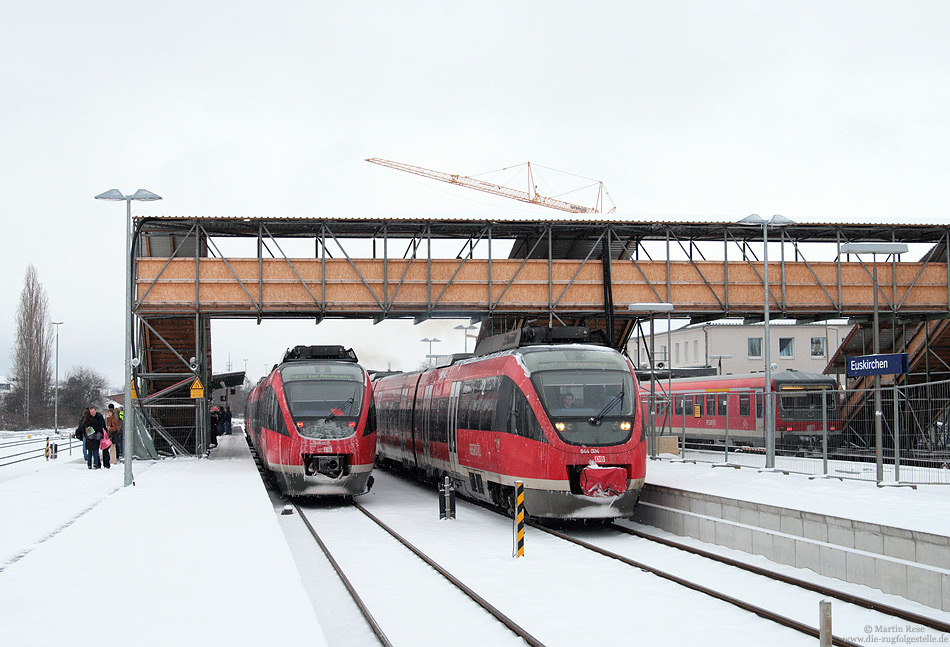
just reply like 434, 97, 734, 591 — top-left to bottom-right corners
522, 348, 636, 446
280, 363, 364, 439
778, 386, 836, 420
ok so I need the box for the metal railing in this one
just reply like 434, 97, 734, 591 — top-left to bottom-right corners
645, 380, 950, 485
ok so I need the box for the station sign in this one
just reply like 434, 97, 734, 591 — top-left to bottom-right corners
847, 353, 909, 377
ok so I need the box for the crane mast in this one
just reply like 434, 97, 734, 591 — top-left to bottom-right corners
366, 157, 613, 214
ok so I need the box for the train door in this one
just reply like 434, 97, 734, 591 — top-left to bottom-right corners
421, 384, 433, 463
448, 381, 461, 476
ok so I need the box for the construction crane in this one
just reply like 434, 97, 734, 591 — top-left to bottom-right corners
366, 157, 616, 214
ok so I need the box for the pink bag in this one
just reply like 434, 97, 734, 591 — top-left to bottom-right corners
100, 433, 113, 450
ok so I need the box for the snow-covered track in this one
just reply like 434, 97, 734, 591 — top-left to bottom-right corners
533, 522, 862, 647
350, 500, 546, 647
293, 501, 394, 647
609, 523, 950, 634
293, 500, 546, 647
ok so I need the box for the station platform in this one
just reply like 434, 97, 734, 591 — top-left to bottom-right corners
636, 458, 950, 612
0, 433, 327, 647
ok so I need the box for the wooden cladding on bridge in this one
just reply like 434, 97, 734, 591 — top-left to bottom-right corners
134, 257, 949, 318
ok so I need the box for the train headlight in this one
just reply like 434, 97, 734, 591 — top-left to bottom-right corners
619, 421, 631, 431
555, 422, 566, 432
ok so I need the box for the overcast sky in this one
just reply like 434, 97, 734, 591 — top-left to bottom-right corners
2, 1, 949, 387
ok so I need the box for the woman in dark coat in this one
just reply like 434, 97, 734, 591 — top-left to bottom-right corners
83, 406, 108, 469
75, 407, 91, 463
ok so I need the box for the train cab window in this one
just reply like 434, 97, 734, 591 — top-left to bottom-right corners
738, 393, 750, 417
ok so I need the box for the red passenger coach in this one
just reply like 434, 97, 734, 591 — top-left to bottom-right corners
645, 370, 842, 449
246, 345, 376, 496
373, 327, 646, 519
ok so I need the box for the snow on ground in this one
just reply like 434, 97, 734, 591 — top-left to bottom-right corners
0, 432, 326, 647
1, 429, 948, 646
647, 454, 950, 536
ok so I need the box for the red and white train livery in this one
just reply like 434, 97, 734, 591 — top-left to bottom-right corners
373, 327, 646, 519
644, 370, 841, 448
246, 345, 376, 496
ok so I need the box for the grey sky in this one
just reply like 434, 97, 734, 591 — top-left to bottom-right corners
2, 1, 949, 386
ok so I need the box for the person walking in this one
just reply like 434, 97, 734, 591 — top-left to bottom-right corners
84, 405, 109, 469
223, 405, 233, 435
75, 407, 90, 463
106, 404, 120, 466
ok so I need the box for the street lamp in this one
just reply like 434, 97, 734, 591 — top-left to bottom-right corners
454, 324, 478, 353
95, 188, 162, 488
420, 337, 441, 361
740, 214, 794, 469
52, 321, 63, 437
840, 242, 908, 483
628, 303, 675, 458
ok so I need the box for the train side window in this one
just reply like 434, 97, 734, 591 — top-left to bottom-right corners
739, 393, 750, 417
755, 393, 763, 419
507, 387, 544, 443
717, 394, 728, 416
674, 396, 684, 416
706, 394, 716, 417
694, 397, 703, 417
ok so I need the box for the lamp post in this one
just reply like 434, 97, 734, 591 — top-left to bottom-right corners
740, 214, 793, 469
454, 324, 478, 353
95, 188, 162, 487
840, 242, 908, 483
52, 321, 63, 437
628, 303, 675, 458
420, 337, 441, 362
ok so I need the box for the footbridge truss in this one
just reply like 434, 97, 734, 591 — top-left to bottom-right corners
129, 216, 950, 455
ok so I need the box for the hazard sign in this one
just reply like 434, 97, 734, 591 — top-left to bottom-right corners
131, 380, 138, 400
190, 377, 204, 399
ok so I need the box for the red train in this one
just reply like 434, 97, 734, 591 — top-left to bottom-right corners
245, 345, 376, 496
373, 327, 646, 519
643, 370, 842, 449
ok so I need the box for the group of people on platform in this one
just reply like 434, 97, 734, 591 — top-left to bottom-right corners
74, 403, 124, 470
209, 405, 232, 448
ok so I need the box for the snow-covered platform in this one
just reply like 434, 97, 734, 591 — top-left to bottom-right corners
636, 458, 950, 611
0, 433, 327, 647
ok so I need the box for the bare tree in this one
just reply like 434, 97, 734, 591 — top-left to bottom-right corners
7, 265, 53, 425
58, 366, 109, 424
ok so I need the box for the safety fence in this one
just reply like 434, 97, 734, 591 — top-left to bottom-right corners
645, 379, 950, 485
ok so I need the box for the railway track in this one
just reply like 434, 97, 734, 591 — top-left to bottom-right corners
293, 500, 546, 647
537, 521, 948, 647
608, 522, 950, 635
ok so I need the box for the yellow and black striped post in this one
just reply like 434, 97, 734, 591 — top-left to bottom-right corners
512, 481, 525, 558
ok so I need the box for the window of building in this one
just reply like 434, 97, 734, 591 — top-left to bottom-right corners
779, 337, 794, 358
811, 337, 826, 358
748, 337, 762, 358
693, 340, 699, 364
674, 343, 680, 364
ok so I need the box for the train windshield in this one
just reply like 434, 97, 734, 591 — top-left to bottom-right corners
777, 384, 837, 420
523, 348, 636, 446
280, 363, 364, 439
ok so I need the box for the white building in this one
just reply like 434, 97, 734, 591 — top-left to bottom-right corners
628, 319, 853, 378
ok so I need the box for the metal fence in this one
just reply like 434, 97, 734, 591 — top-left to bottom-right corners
645, 379, 950, 485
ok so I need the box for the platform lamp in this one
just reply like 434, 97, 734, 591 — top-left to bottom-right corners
628, 303, 675, 458
454, 324, 478, 353
739, 214, 794, 470
52, 321, 63, 437
95, 188, 162, 487
840, 242, 908, 484
420, 337, 441, 364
